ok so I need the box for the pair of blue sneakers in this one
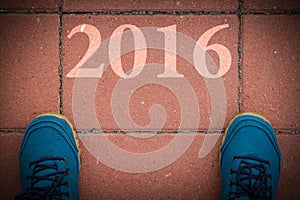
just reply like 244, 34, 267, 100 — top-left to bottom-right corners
15, 112, 280, 199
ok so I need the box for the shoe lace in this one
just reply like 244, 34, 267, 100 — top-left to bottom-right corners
228, 156, 272, 200
15, 157, 70, 200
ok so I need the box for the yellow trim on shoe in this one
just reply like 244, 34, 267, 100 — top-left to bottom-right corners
36, 112, 81, 159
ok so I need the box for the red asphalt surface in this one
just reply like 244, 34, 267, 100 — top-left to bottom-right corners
0, 1, 299, 199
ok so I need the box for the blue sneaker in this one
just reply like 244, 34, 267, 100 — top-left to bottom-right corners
15, 113, 81, 200
220, 113, 281, 200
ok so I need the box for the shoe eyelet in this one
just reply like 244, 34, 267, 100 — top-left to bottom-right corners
232, 156, 235, 161
230, 169, 234, 174
62, 158, 67, 163
65, 192, 70, 198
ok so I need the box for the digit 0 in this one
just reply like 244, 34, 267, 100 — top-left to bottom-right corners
109, 24, 147, 79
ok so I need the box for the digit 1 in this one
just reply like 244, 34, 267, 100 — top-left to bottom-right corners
157, 25, 184, 78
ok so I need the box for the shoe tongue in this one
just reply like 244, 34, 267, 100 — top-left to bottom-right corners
238, 158, 263, 185
33, 160, 61, 189
234, 157, 268, 198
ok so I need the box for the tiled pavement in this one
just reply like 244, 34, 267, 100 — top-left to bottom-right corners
0, 0, 299, 199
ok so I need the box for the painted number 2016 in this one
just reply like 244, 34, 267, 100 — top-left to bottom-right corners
66, 24, 231, 79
